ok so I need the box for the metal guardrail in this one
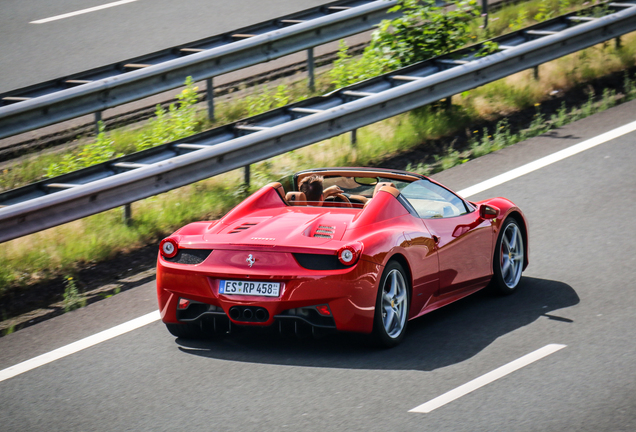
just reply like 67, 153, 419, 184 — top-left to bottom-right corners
0, 0, 397, 141
0, 2, 635, 243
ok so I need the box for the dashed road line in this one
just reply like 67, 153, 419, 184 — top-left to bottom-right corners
409, 344, 567, 413
0, 311, 159, 383
31, 0, 139, 24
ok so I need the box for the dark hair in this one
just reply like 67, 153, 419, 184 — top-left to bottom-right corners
299, 175, 324, 203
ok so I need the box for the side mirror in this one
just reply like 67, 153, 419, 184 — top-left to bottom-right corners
479, 204, 500, 220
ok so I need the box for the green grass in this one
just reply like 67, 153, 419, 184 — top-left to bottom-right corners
454, 85, 625, 168
468, 0, 589, 39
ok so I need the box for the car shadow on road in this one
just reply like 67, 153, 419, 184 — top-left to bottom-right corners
177, 277, 579, 371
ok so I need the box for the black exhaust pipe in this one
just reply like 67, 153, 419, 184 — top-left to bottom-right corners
255, 308, 267, 321
229, 307, 241, 320
228, 306, 268, 322
242, 308, 254, 320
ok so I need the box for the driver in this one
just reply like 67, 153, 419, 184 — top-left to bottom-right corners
298, 175, 343, 205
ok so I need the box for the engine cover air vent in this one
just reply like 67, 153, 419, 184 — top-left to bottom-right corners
229, 222, 259, 234
313, 225, 335, 239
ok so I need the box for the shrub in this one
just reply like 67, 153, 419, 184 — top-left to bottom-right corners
63, 276, 86, 312
329, 41, 388, 88
138, 77, 200, 151
369, 0, 479, 69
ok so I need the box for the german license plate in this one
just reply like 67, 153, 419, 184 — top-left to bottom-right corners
219, 280, 280, 297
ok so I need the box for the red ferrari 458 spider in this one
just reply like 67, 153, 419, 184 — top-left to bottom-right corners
157, 167, 528, 347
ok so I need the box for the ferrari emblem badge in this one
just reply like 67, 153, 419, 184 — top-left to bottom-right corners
246, 254, 255, 267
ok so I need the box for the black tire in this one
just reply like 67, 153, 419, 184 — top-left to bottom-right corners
491, 217, 525, 295
372, 261, 410, 348
165, 322, 206, 339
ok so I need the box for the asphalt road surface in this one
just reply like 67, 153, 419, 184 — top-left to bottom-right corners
0, 0, 337, 93
0, 100, 635, 431
0, 0, 506, 94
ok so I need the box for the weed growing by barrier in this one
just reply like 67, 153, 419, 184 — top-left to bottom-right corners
63, 276, 86, 312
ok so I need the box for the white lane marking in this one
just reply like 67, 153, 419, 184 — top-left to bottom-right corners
409, 344, 567, 413
0, 310, 159, 383
30, 0, 139, 24
458, 119, 636, 198
0, 118, 631, 382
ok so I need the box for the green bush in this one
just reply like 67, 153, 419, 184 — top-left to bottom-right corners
475, 41, 500, 58
138, 76, 200, 151
509, 9, 528, 31
534, 0, 554, 22
329, 41, 388, 88
46, 77, 201, 176
330, 0, 480, 86
47, 122, 117, 177
370, 0, 479, 69
244, 84, 292, 117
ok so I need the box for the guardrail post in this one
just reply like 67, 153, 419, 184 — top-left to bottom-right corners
94, 111, 102, 135
351, 129, 357, 147
123, 203, 132, 225
206, 77, 215, 121
445, 96, 452, 110
533, 66, 540, 81
307, 48, 315, 92
244, 164, 250, 194
481, 0, 488, 29
616, 36, 622, 48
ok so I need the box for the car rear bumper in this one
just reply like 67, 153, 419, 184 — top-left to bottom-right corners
157, 255, 382, 334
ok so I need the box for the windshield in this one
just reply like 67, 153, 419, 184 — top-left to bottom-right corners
401, 179, 472, 218
322, 176, 411, 198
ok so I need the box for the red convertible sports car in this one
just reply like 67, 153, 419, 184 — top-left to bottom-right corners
157, 167, 528, 347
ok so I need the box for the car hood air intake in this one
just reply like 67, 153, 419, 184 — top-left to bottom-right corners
313, 225, 335, 239
228, 222, 259, 234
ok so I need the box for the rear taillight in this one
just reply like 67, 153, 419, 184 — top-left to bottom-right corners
337, 242, 363, 266
160, 238, 178, 259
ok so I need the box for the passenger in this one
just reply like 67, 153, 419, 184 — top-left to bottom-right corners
298, 175, 343, 205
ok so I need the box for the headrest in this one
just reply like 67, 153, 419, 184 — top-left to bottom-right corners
285, 191, 307, 206
373, 182, 398, 197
